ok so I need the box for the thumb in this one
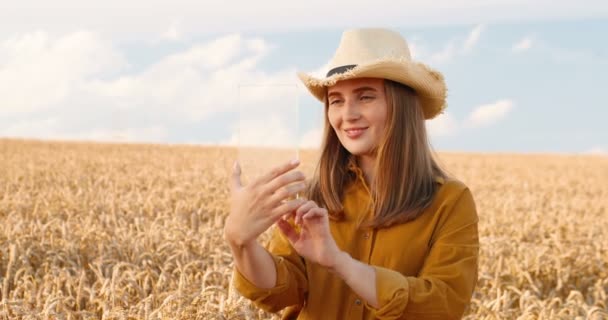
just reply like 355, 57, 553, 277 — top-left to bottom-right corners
231, 160, 242, 191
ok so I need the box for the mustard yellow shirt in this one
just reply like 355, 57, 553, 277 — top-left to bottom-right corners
233, 163, 479, 319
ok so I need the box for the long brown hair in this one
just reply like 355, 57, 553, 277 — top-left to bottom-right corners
305, 79, 448, 229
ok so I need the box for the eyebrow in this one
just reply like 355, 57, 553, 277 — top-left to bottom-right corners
327, 86, 378, 98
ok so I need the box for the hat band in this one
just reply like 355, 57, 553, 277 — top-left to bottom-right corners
326, 64, 357, 77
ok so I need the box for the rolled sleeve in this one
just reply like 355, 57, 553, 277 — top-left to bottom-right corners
232, 254, 289, 302
231, 227, 308, 313
364, 266, 411, 318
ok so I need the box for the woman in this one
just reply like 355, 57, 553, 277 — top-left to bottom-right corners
224, 28, 479, 319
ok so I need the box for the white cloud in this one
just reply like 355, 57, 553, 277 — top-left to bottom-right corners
149, 33, 261, 71
160, 20, 183, 41
427, 100, 514, 137
307, 60, 331, 79
429, 40, 459, 64
224, 114, 298, 148
512, 36, 534, 53
223, 119, 322, 180
86, 33, 292, 123
426, 112, 458, 137
222, 104, 322, 149
422, 24, 484, 65
407, 40, 423, 60
0, 30, 300, 143
466, 99, 514, 128
462, 24, 483, 53
0, 30, 127, 116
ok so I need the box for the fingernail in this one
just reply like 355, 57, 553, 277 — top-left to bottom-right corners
290, 158, 300, 165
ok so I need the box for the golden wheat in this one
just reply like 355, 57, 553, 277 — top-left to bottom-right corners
0, 138, 606, 319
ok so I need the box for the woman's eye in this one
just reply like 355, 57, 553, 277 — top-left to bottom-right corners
330, 100, 342, 105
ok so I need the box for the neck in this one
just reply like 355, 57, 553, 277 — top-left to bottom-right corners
356, 154, 376, 188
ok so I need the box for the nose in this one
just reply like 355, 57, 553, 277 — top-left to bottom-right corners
343, 98, 361, 121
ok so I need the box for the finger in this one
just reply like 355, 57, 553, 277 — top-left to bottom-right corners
276, 219, 299, 244
230, 160, 242, 192
263, 168, 306, 197
253, 158, 301, 187
267, 180, 307, 207
282, 198, 309, 221
270, 198, 307, 220
295, 201, 317, 225
295, 200, 316, 218
302, 208, 327, 221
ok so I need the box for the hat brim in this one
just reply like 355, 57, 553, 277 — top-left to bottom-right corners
297, 59, 447, 120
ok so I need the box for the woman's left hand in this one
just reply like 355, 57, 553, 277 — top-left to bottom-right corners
276, 200, 342, 269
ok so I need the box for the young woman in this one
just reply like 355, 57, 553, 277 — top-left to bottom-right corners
224, 28, 479, 319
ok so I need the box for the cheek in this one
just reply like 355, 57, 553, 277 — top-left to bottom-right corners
375, 103, 389, 127
327, 110, 340, 130
378, 112, 388, 128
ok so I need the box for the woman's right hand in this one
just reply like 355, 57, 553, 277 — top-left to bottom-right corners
224, 159, 307, 247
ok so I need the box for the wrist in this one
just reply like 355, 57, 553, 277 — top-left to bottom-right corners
228, 238, 259, 261
327, 250, 352, 275
224, 225, 255, 250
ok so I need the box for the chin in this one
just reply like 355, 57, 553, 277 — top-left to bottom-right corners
338, 136, 376, 155
343, 144, 373, 156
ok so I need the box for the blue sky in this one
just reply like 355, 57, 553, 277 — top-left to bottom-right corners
1, 1, 607, 154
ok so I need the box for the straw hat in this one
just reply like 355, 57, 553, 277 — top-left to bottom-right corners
297, 28, 447, 120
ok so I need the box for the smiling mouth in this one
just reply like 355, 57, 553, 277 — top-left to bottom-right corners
345, 127, 367, 138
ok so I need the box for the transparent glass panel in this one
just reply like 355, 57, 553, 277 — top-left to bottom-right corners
237, 84, 300, 192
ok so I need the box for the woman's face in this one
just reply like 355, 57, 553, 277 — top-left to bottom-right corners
327, 78, 388, 157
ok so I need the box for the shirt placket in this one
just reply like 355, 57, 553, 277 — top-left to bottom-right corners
357, 168, 375, 264
352, 172, 376, 319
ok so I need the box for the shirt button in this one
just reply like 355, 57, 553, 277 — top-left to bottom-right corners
355, 299, 362, 305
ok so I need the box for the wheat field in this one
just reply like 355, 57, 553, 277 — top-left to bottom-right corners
0, 138, 606, 319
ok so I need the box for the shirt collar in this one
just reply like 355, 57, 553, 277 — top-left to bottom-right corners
346, 157, 371, 194
346, 156, 362, 175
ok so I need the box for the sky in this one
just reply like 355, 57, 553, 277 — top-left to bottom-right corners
1, 1, 607, 154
